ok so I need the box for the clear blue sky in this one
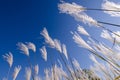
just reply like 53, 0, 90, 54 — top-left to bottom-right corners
0, 0, 120, 80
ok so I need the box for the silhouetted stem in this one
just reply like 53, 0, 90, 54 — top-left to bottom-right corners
98, 21, 120, 28
84, 8, 120, 12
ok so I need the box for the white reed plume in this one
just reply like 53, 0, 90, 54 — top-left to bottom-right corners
12, 66, 21, 80
40, 28, 55, 48
34, 64, 39, 75
25, 67, 31, 80
54, 39, 62, 53
40, 46, 47, 61
74, 13, 100, 26
58, 2, 85, 14
17, 42, 29, 56
77, 25, 90, 36
58, 2, 100, 27
26, 42, 36, 52
72, 32, 94, 51
102, 0, 120, 17
101, 30, 113, 42
3, 52, 13, 67
62, 44, 68, 60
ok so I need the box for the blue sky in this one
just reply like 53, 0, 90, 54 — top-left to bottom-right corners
0, 0, 120, 80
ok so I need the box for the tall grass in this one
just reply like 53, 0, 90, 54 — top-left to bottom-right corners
1, 0, 120, 80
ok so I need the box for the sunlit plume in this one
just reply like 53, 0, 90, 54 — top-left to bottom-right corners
72, 32, 94, 51
62, 44, 68, 60
3, 52, 13, 67
54, 39, 62, 53
44, 69, 51, 80
40, 46, 47, 61
25, 67, 31, 80
41, 28, 69, 60
58, 2, 85, 14
102, 0, 120, 17
12, 66, 21, 80
34, 64, 39, 75
40, 28, 55, 48
58, 2, 100, 27
73, 13, 100, 27
77, 25, 90, 36
101, 30, 113, 42
26, 42, 36, 52
17, 42, 29, 56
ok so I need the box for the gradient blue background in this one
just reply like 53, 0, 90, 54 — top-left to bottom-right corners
0, 0, 120, 79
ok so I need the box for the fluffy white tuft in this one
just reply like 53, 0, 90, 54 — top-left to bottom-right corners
17, 42, 29, 56
12, 66, 21, 80
40, 28, 55, 48
101, 30, 113, 42
54, 39, 62, 53
102, 0, 120, 17
34, 64, 39, 75
62, 44, 68, 60
3, 52, 13, 67
58, 2, 85, 14
72, 32, 94, 51
26, 42, 36, 52
40, 46, 47, 61
25, 67, 31, 80
77, 25, 90, 36
58, 2, 100, 27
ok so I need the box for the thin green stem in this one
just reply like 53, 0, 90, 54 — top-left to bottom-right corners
98, 21, 120, 28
